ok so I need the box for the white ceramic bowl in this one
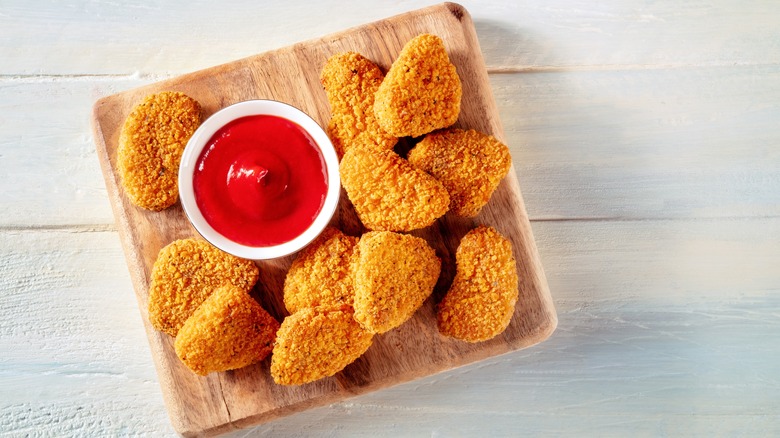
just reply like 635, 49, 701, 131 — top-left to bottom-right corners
178, 99, 340, 260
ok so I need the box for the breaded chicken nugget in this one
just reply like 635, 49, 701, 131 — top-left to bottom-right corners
408, 128, 512, 217
321, 52, 397, 158
340, 147, 450, 231
148, 238, 259, 336
374, 34, 462, 138
174, 285, 279, 376
438, 226, 519, 342
283, 227, 359, 314
271, 306, 373, 385
353, 231, 441, 334
117, 91, 201, 211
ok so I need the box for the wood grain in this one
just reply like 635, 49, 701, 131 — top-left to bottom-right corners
6, 0, 780, 75
90, 3, 555, 435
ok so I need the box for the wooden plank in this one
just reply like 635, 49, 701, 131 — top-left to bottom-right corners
495, 65, 780, 220
90, 4, 555, 435
2, 64, 779, 227
2, 218, 777, 435
0, 78, 144, 227
3, 0, 780, 75
0, 230, 174, 435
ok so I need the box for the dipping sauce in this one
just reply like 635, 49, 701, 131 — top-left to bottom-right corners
193, 115, 328, 247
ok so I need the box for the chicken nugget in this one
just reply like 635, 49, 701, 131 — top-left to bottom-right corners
320, 52, 397, 158
340, 147, 450, 231
117, 91, 201, 211
353, 231, 441, 334
374, 34, 462, 138
438, 226, 519, 342
283, 227, 359, 314
408, 128, 512, 217
271, 306, 373, 385
148, 238, 259, 336
174, 285, 279, 376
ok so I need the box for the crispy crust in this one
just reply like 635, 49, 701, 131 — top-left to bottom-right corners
437, 226, 519, 342
374, 34, 462, 138
353, 231, 441, 333
147, 238, 259, 336
408, 128, 512, 217
340, 147, 450, 231
283, 227, 359, 314
271, 307, 373, 385
320, 52, 397, 158
117, 91, 201, 211
174, 285, 279, 376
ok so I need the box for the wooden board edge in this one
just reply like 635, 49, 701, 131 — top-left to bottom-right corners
447, 0, 558, 345
92, 97, 235, 435
216, 313, 559, 434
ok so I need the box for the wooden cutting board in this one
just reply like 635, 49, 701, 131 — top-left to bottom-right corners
91, 3, 557, 436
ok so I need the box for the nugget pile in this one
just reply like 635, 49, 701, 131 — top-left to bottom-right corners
318, 33, 522, 349
271, 227, 373, 385
322, 33, 512, 232
148, 239, 260, 336
148, 238, 279, 375
137, 33, 523, 383
272, 227, 440, 385
275, 227, 368, 385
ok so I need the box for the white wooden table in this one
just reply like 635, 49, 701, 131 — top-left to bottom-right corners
2, 1, 778, 436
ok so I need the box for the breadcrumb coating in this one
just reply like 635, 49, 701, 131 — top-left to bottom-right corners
148, 238, 259, 336
283, 227, 359, 314
374, 34, 462, 138
174, 285, 279, 376
340, 147, 450, 231
353, 231, 441, 334
408, 128, 512, 217
117, 91, 201, 211
271, 306, 373, 385
437, 226, 519, 342
320, 52, 397, 158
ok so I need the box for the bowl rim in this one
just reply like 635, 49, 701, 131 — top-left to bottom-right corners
178, 99, 340, 260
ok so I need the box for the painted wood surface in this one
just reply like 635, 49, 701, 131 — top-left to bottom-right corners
1, 0, 779, 436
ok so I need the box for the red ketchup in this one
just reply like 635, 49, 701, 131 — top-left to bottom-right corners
193, 115, 328, 247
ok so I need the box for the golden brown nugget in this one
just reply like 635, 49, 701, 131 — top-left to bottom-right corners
117, 91, 201, 211
271, 306, 373, 385
283, 227, 359, 314
340, 147, 450, 231
148, 238, 259, 336
320, 52, 397, 158
374, 34, 462, 138
408, 128, 512, 217
353, 231, 441, 334
438, 226, 519, 342
174, 285, 279, 376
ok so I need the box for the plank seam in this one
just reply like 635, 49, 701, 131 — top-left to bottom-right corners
487, 62, 780, 74
0, 224, 117, 233
1, 215, 777, 234
2, 60, 779, 81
